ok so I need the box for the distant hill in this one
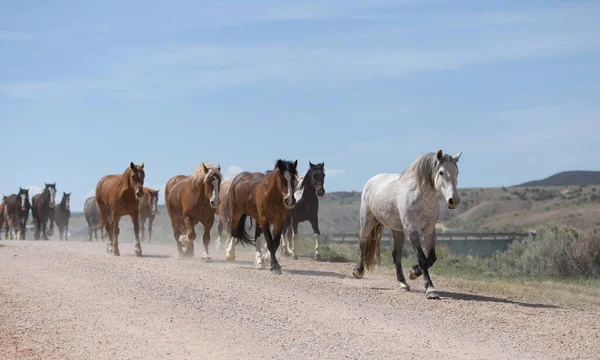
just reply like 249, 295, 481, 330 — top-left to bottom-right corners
517, 171, 600, 187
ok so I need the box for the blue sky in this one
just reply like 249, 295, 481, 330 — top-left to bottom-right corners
1, 0, 599, 211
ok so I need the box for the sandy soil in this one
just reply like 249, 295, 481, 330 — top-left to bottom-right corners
0, 239, 598, 360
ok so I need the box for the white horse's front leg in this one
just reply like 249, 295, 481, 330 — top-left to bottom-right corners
225, 235, 236, 261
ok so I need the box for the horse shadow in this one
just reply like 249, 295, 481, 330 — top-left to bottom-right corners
284, 269, 347, 279
437, 290, 559, 309
141, 254, 172, 259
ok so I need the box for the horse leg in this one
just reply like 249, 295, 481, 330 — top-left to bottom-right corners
200, 217, 214, 261
406, 228, 438, 299
391, 229, 410, 291
170, 218, 185, 257
130, 212, 142, 257
148, 216, 154, 243
65, 219, 69, 241
87, 218, 93, 241
262, 220, 282, 274
216, 218, 223, 250
182, 217, 197, 258
139, 216, 146, 243
352, 209, 378, 279
290, 222, 299, 260
254, 225, 266, 269
110, 213, 121, 256
99, 205, 113, 254
225, 213, 242, 262
34, 218, 40, 240
280, 216, 291, 257
42, 218, 49, 240
310, 217, 322, 261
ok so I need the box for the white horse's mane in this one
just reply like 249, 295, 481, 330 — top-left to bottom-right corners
294, 175, 305, 201
399, 152, 456, 190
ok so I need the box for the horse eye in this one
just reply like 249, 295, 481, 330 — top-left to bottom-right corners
439, 171, 444, 176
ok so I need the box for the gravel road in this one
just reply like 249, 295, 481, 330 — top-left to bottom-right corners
1, 240, 598, 360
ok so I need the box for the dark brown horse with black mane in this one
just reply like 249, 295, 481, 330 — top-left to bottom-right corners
31, 183, 57, 240
0, 196, 6, 240
96, 162, 146, 256
4, 188, 31, 240
165, 162, 222, 259
138, 187, 160, 243
225, 159, 298, 274
84, 196, 104, 241
281, 162, 326, 260
54, 192, 71, 240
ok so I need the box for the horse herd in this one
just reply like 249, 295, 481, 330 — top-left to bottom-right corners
1, 149, 462, 299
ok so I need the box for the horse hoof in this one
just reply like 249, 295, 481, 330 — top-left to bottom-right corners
426, 288, 440, 299
112, 251, 121, 257
409, 268, 422, 280
270, 265, 282, 274
398, 282, 410, 291
293, 254, 298, 260
201, 254, 212, 262
314, 253, 321, 261
352, 268, 364, 279
255, 262, 265, 270
225, 253, 235, 262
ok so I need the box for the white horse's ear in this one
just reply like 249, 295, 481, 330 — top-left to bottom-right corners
436, 149, 443, 161
453, 151, 462, 162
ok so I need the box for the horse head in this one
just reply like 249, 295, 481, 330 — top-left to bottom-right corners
201, 163, 222, 209
275, 159, 298, 209
44, 183, 57, 208
148, 188, 160, 215
128, 162, 145, 200
434, 149, 462, 209
308, 161, 326, 197
18, 187, 29, 211
62, 192, 71, 211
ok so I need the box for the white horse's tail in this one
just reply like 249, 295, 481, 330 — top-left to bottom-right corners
364, 223, 384, 272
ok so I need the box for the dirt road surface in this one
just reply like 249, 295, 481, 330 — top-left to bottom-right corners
1, 240, 599, 360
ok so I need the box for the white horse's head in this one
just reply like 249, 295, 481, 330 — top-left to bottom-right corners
434, 149, 462, 209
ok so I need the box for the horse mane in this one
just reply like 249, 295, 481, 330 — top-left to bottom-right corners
190, 163, 222, 187
400, 151, 456, 190
121, 167, 134, 192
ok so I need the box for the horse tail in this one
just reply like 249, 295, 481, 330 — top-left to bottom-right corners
232, 214, 254, 246
363, 222, 384, 272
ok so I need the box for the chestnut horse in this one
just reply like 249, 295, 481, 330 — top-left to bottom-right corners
95, 162, 146, 256
31, 183, 57, 240
225, 159, 298, 274
165, 163, 222, 259
84, 196, 104, 241
0, 196, 6, 240
139, 187, 159, 243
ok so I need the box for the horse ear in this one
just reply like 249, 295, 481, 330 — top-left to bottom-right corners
202, 162, 208, 172
140, 162, 145, 169
45, 183, 48, 187
53, 183, 56, 187
217, 164, 221, 171
453, 151, 462, 162
130, 162, 135, 170
309, 161, 315, 168
293, 160, 298, 169
320, 162, 324, 167
436, 149, 443, 161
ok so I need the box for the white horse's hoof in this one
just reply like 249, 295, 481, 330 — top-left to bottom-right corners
178, 235, 190, 247
352, 268, 364, 279
426, 287, 440, 299
398, 282, 410, 291
201, 253, 212, 262
225, 253, 235, 262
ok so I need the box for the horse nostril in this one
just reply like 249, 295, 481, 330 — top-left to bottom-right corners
449, 198, 454, 205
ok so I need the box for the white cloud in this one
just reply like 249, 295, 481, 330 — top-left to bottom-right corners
327, 169, 346, 177
26, 185, 44, 196
225, 165, 244, 180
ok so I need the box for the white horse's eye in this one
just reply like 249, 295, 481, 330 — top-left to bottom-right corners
439, 171, 444, 176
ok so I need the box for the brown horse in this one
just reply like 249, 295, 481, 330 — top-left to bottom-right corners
4, 188, 31, 240
165, 163, 222, 259
84, 196, 104, 241
31, 183, 57, 240
95, 162, 146, 256
225, 159, 298, 274
138, 187, 159, 243
0, 196, 6, 240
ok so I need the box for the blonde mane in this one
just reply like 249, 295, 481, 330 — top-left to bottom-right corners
191, 162, 222, 187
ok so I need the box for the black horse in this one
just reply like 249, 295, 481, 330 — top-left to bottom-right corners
281, 162, 326, 260
54, 192, 71, 241
31, 183, 57, 240
4, 188, 31, 240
